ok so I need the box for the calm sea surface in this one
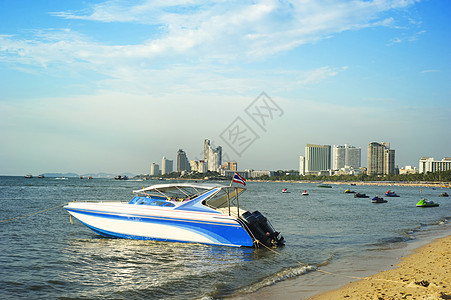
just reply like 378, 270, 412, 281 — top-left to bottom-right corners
0, 176, 449, 299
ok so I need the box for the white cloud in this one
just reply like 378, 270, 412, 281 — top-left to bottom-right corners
4, 1, 420, 62
420, 69, 439, 74
0, 0, 421, 96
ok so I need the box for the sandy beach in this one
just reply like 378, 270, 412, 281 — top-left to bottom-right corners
310, 235, 451, 300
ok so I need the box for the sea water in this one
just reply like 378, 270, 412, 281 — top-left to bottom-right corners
0, 176, 449, 299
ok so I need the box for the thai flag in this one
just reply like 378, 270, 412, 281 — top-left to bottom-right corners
232, 172, 246, 186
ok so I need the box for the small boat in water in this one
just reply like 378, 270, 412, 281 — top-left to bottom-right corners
302, 190, 309, 196
24, 174, 33, 178
385, 190, 399, 197
416, 199, 439, 207
115, 175, 128, 180
38, 174, 45, 178
282, 188, 290, 193
344, 189, 355, 193
64, 183, 284, 248
439, 192, 449, 197
317, 184, 332, 188
354, 192, 369, 198
372, 196, 387, 203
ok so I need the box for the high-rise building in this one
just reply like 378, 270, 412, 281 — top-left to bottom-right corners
150, 163, 160, 176
161, 156, 173, 175
177, 149, 190, 172
419, 157, 451, 173
384, 149, 395, 175
346, 146, 361, 169
333, 144, 361, 170
305, 144, 331, 174
203, 139, 222, 172
299, 155, 305, 175
203, 139, 210, 161
367, 142, 395, 175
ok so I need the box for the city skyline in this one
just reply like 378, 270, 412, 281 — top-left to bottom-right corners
1, 1, 450, 176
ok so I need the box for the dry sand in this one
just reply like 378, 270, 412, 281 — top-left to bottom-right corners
310, 235, 451, 300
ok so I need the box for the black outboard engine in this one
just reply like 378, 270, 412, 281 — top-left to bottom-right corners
241, 211, 284, 248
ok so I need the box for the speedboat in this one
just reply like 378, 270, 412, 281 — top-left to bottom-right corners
354, 192, 369, 198
24, 174, 33, 178
416, 199, 439, 207
385, 190, 399, 197
302, 190, 309, 196
439, 192, 449, 197
64, 183, 284, 248
372, 196, 387, 203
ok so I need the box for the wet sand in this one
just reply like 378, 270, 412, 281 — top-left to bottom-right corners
311, 235, 451, 300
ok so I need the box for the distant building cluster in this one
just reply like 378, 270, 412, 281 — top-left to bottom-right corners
148, 139, 237, 176
148, 139, 449, 178
299, 143, 363, 176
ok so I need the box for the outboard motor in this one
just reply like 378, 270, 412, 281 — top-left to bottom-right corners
241, 211, 284, 248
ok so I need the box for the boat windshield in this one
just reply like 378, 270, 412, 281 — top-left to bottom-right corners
204, 187, 245, 209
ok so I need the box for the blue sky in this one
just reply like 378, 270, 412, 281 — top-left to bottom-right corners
0, 0, 450, 176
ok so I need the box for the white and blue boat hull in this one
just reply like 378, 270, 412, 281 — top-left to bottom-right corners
65, 203, 254, 247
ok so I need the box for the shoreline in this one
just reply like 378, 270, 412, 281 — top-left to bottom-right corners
234, 224, 450, 300
310, 234, 451, 299
247, 180, 451, 189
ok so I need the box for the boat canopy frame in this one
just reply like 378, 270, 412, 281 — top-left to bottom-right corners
133, 183, 246, 216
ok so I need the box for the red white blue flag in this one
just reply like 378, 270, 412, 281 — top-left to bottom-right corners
232, 172, 246, 186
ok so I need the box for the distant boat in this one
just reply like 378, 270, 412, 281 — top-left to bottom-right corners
317, 184, 332, 188
385, 190, 399, 197
372, 196, 387, 203
282, 188, 290, 193
79, 176, 84, 179
344, 189, 355, 193
354, 192, 369, 198
88, 176, 93, 180
302, 190, 309, 196
38, 174, 45, 178
56, 176, 68, 180
24, 174, 33, 178
115, 175, 129, 180
438, 192, 449, 197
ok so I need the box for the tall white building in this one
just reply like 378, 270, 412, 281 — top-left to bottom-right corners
203, 139, 222, 172
150, 163, 160, 176
299, 156, 305, 175
419, 157, 451, 173
332, 144, 361, 170
305, 144, 331, 174
161, 156, 173, 175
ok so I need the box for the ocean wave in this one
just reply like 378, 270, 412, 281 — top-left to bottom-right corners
232, 264, 316, 296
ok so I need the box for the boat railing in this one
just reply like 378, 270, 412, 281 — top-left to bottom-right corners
71, 200, 129, 204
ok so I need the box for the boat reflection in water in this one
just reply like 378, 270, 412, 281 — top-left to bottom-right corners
64, 183, 284, 248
